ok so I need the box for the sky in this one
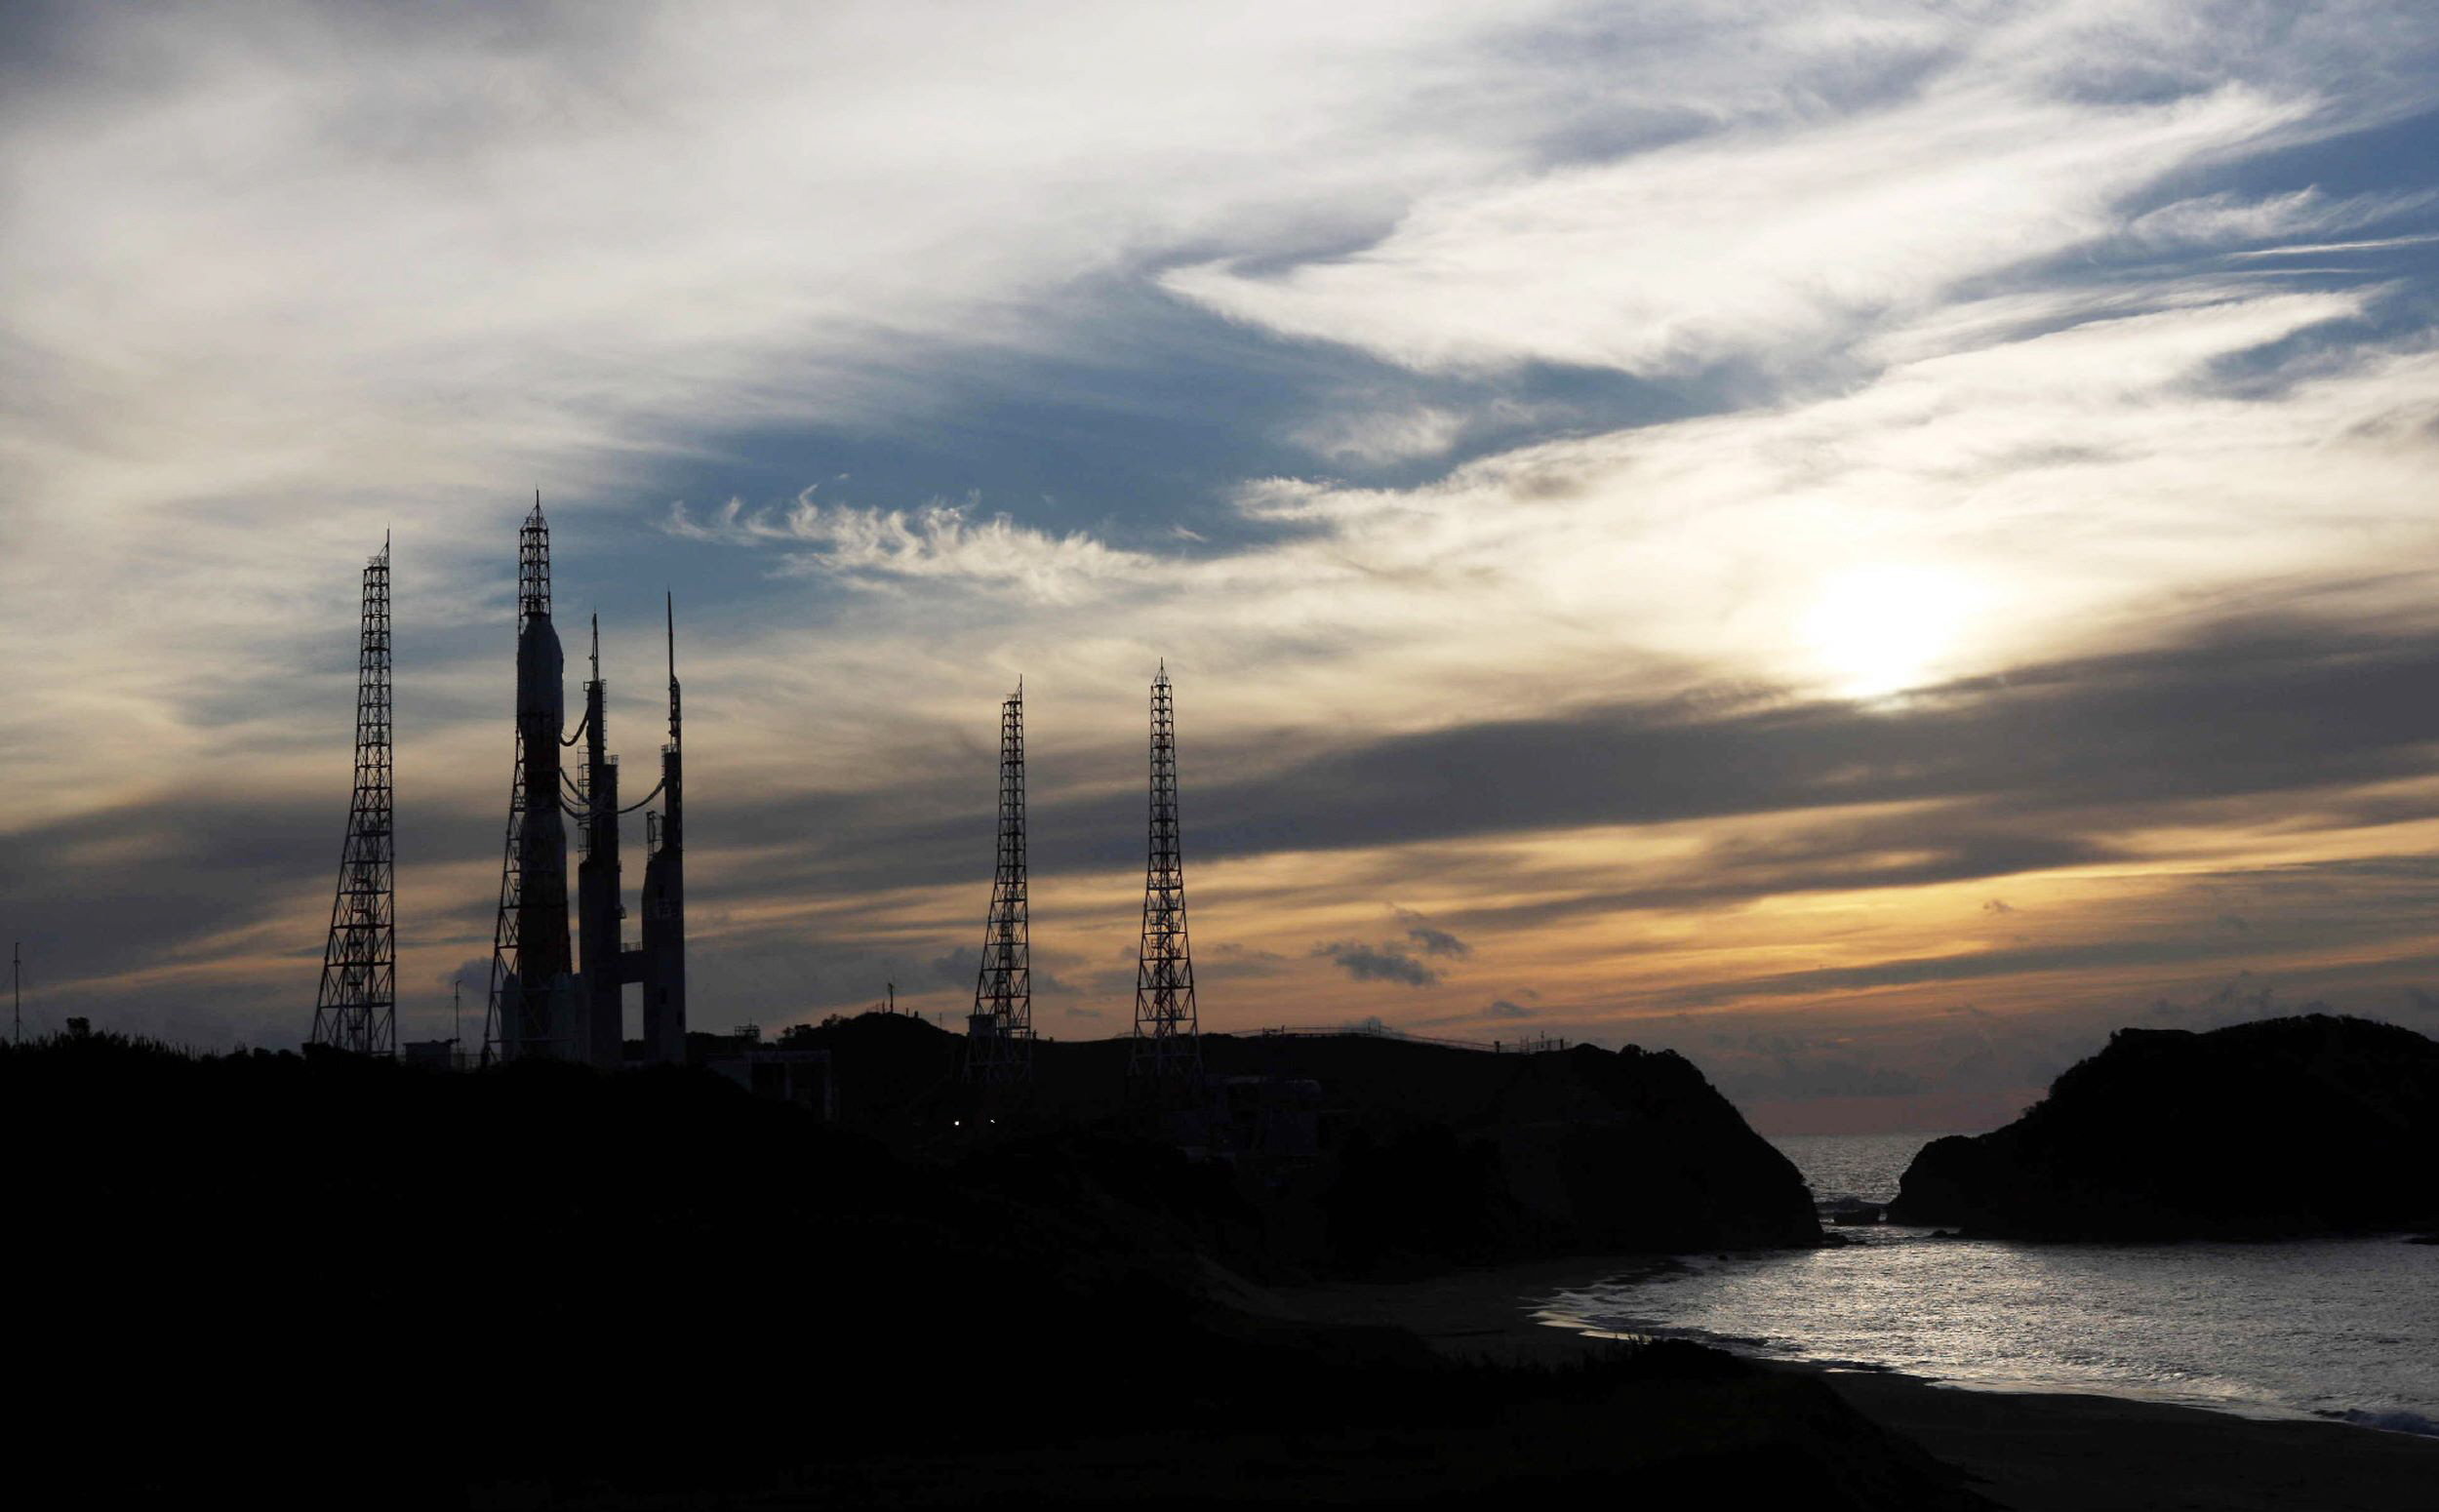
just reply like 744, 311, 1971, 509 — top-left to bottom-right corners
4, 1, 2437, 1133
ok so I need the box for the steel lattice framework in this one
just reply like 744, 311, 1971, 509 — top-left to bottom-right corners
481, 499, 551, 1065
311, 537, 396, 1055
1130, 664, 1201, 1080
965, 682, 1032, 1082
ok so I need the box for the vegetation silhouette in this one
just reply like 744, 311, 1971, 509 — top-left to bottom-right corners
7, 1028, 1982, 1506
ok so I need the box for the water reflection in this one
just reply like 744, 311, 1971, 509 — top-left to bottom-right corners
1540, 1230, 2439, 1430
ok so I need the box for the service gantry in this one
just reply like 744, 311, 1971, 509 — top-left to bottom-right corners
483, 497, 572, 1063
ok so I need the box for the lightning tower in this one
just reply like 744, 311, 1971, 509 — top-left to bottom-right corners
1130, 664, 1201, 1082
311, 537, 397, 1055
964, 681, 1031, 1082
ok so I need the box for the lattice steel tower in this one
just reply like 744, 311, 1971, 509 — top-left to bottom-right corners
1130, 664, 1201, 1080
964, 681, 1032, 1082
311, 536, 396, 1055
482, 498, 554, 1064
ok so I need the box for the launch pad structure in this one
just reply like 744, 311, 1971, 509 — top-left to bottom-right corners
480, 503, 555, 1064
478, 499, 689, 1070
315, 500, 1220, 1093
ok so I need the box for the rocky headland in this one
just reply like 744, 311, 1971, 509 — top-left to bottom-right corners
788, 1012, 1822, 1268
1889, 1014, 2439, 1239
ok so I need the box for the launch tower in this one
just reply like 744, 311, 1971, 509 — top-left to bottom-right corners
484, 499, 574, 1062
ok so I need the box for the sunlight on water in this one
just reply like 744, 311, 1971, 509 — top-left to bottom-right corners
1539, 1134, 2439, 1433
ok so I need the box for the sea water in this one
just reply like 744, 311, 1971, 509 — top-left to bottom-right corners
1538, 1133, 2439, 1434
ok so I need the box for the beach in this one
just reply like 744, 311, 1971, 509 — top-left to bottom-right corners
1275, 1260, 2439, 1512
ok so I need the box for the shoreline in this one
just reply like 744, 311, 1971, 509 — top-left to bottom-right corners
1273, 1255, 2439, 1512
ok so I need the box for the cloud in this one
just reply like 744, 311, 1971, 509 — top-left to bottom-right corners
1126, 624, 2439, 872
2126, 187, 2431, 249
1204, 941, 1297, 981
0, 0, 1664, 826
1296, 406, 1468, 464
8, 2, 2439, 1126
1163, 24, 2345, 376
14, 612, 2429, 1050
2228, 232, 2439, 259
1415, 996, 1534, 1028
1392, 906, 1471, 958
1312, 940, 1441, 987
669, 493, 1164, 603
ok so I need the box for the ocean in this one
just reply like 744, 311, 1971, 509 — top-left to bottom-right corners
1537, 1132, 2439, 1435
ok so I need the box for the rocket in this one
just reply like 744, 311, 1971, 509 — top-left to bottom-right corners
491, 498, 688, 1069
508, 569, 575, 1054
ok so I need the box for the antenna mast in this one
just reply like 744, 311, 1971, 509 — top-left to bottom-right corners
310, 536, 397, 1055
964, 681, 1032, 1083
1130, 664, 1201, 1084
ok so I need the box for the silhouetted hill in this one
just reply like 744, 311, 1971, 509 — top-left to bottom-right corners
4, 1034, 1970, 1507
1889, 1015, 2439, 1239
779, 1015, 1819, 1266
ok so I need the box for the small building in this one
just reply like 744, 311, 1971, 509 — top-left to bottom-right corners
706, 1048, 836, 1120
401, 1039, 463, 1071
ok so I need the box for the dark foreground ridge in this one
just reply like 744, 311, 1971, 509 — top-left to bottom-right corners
9, 1033, 1952, 1507
1890, 1014, 2439, 1239
807, 1012, 1819, 1266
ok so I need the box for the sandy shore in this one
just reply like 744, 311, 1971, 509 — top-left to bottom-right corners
1274, 1259, 2439, 1512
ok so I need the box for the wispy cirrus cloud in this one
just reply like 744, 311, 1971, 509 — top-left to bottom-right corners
669, 492, 1166, 601
1166, 80, 2307, 375
2125, 186, 2432, 249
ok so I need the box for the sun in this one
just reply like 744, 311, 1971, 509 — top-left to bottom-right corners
1799, 564, 1977, 699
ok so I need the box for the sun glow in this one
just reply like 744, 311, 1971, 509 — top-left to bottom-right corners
1800, 564, 1979, 699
